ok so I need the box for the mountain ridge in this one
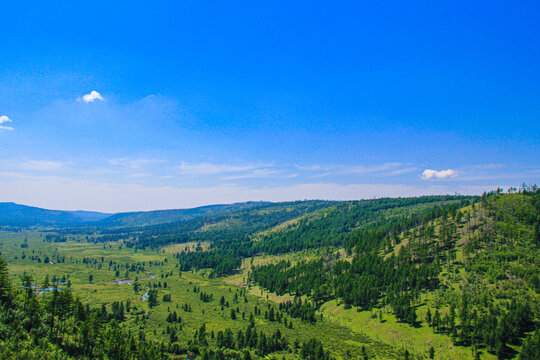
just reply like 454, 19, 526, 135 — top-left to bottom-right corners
0, 201, 275, 228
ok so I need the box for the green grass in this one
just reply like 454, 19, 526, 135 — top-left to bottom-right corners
0, 231, 405, 359
320, 300, 495, 360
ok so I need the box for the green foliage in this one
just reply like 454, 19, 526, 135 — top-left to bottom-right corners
519, 331, 540, 360
0, 258, 165, 359
147, 289, 159, 307
0, 256, 11, 306
301, 338, 334, 360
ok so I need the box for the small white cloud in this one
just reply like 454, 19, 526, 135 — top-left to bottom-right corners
0, 115, 14, 131
79, 90, 104, 103
421, 169, 458, 180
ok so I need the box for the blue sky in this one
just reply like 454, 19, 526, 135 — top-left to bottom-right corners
0, 1, 539, 212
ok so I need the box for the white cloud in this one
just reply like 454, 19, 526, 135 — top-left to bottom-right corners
0, 115, 14, 131
178, 162, 256, 176
79, 90, 104, 103
421, 169, 458, 180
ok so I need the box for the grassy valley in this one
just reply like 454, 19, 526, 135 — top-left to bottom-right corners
0, 189, 538, 360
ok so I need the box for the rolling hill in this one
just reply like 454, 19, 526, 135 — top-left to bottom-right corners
94, 201, 272, 227
0, 202, 110, 227
0, 190, 538, 360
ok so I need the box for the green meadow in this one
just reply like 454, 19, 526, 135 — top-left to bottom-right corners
0, 231, 401, 359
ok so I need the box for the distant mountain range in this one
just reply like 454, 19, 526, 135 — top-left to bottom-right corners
0, 201, 270, 228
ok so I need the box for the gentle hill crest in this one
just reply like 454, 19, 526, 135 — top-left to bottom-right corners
0, 202, 105, 227
94, 201, 272, 227
0, 201, 275, 228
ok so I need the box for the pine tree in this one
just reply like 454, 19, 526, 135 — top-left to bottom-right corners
519, 331, 540, 360
0, 257, 12, 306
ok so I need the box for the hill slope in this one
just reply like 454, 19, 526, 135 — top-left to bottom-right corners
94, 201, 271, 227
246, 190, 540, 359
0, 202, 104, 227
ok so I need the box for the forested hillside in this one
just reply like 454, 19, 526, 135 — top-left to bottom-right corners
115, 196, 468, 274
248, 188, 540, 359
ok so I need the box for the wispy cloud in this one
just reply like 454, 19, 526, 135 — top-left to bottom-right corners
79, 90, 104, 103
296, 162, 413, 177
0, 159, 65, 171
470, 163, 506, 170
421, 169, 458, 180
344, 162, 402, 174
295, 164, 335, 172
386, 167, 418, 176
0, 115, 14, 131
178, 162, 256, 176
128, 173, 152, 178
222, 169, 280, 180
18, 160, 65, 171
108, 158, 163, 169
